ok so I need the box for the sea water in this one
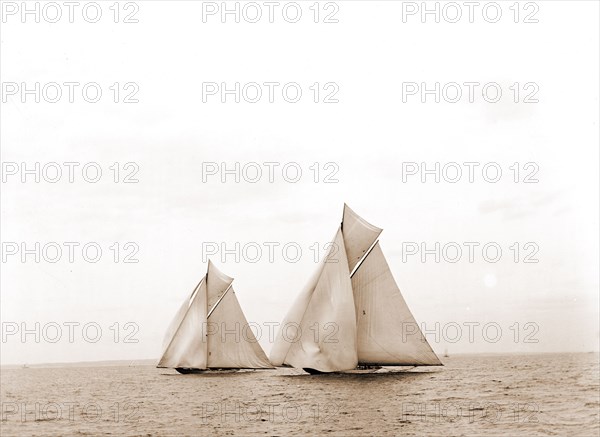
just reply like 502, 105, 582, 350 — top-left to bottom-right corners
1, 353, 598, 436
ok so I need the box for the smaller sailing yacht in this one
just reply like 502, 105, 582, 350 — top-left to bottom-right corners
157, 261, 272, 373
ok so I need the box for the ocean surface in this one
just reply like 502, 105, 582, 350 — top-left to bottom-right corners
1, 353, 598, 436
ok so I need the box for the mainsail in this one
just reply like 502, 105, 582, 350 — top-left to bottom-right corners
270, 204, 442, 372
207, 288, 272, 368
158, 261, 272, 370
272, 228, 358, 372
352, 242, 441, 366
157, 280, 208, 369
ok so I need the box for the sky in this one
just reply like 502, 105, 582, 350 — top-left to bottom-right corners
1, 0, 598, 365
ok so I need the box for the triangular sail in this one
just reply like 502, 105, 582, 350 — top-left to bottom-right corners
351, 242, 441, 366
269, 258, 327, 367
271, 228, 358, 372
157, 280, 208, 369
160, 281, 201, 353
341, 204, 382, 272
207, 288, 272, 369
207, 260, 234, 314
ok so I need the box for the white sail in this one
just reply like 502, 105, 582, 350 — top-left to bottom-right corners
157, 280, 208, 369
351, 242, 442, 366
160, 281, 201, 353
206, 260, 234, 314
342, 203, 382, 272
207, 288, 272, 368
269, 257, 327, 366
272, 228, 358, 372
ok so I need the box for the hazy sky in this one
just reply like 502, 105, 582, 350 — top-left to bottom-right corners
1, 1, 598, 364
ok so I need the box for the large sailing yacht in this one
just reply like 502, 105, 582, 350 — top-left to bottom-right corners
270, 204, 442, 373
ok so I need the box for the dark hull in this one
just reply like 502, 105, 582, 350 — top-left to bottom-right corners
301, 365, 440, 374
303, 368, 326, 375
173, 367, 272, 374
302, 366, 381, 374
175, 368, 206, 374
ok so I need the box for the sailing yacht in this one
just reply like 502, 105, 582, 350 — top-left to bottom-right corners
270, 204, 442, 374
157, 261, 272, 373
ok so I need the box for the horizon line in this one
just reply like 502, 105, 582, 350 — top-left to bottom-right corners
2, 350, 599, 369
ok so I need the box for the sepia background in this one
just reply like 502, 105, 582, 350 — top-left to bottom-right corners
1, 1, 598, 366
